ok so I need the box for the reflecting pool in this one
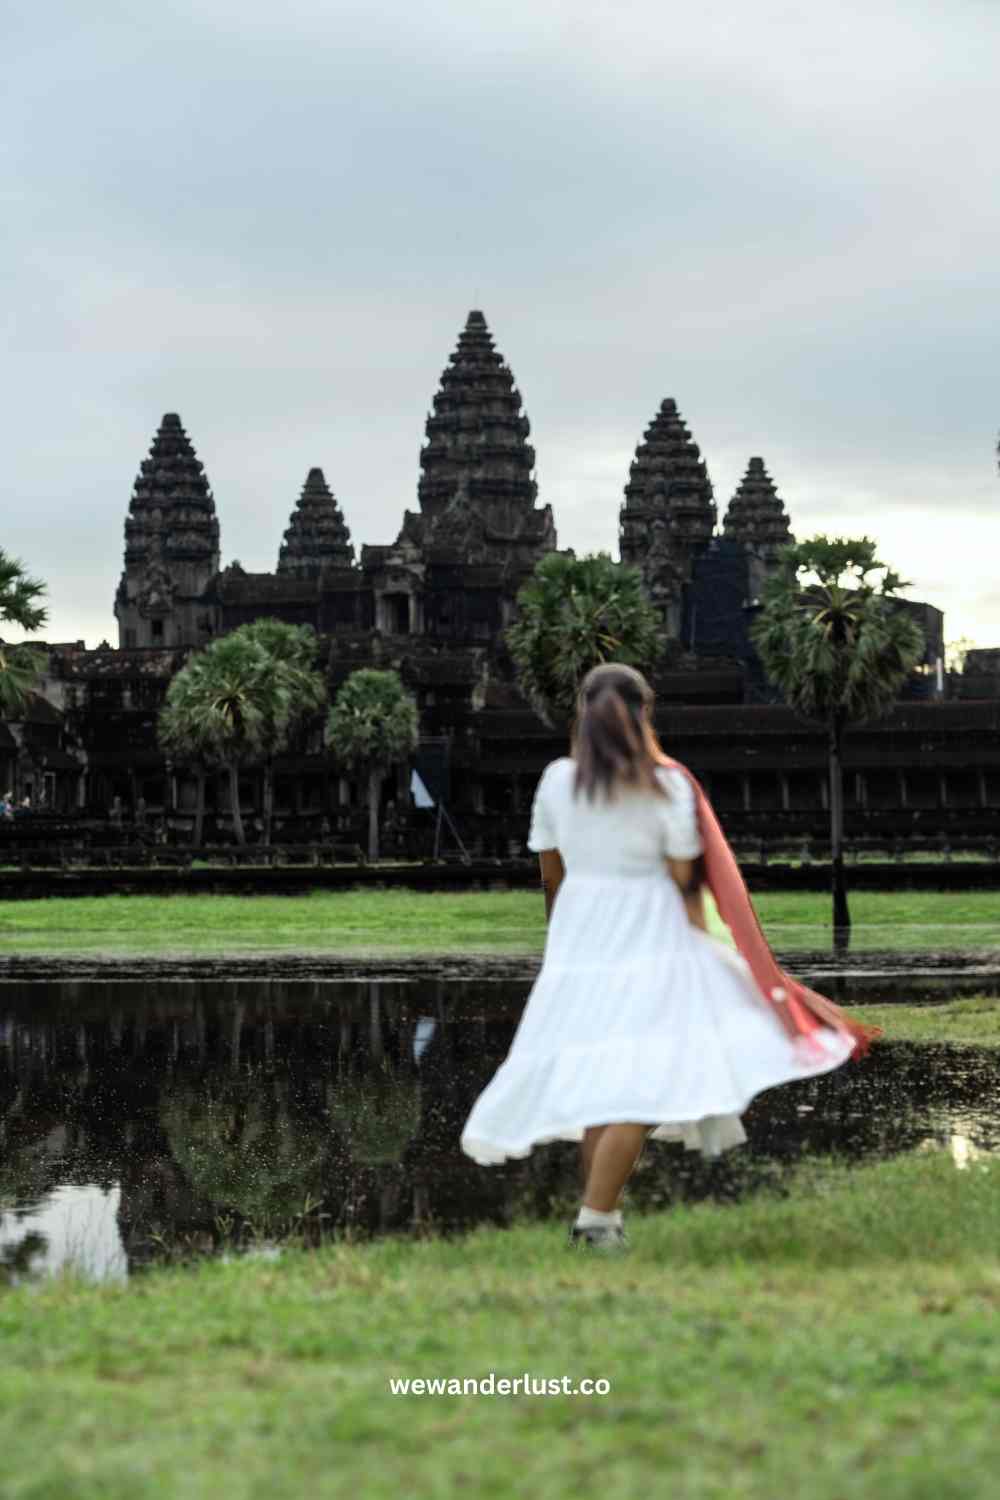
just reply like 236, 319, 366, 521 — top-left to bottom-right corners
1, 979, 997, 1282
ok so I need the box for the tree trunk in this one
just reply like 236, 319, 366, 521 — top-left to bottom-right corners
263, 759, 274, 847
230, 762, 246, 846
829, 714, 850, 948
193, 769, 206, 849
367, 766, 381, 862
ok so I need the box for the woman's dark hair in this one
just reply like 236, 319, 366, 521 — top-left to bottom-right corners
571, 662, 668, 802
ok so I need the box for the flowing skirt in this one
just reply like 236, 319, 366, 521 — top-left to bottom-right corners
460, 870, 854, 1164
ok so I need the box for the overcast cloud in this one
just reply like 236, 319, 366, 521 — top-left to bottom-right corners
3, 0, 998, 649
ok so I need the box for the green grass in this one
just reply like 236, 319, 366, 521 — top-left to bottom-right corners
0, 1150, 998, 1498
846, 995, 1000, 1047
0, 888, 997, 956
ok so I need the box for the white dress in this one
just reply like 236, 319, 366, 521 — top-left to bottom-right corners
460, 757, 855, 1164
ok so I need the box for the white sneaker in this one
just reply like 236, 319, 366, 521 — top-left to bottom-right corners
568, 1223, 629, 1252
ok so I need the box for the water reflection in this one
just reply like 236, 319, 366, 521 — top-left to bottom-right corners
917, 1129, 992, 1171
1, 978, 997, 1282
0, 1184, 127, 1282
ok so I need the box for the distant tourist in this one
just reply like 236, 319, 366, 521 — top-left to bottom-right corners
460, 663, 882, 1252
109, 796, 123, 828
135, 796, 147, 828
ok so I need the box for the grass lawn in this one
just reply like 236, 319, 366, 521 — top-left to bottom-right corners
845, 995, 1000, 1047
0, 888, 997, 956
1, 1150, 998, 1498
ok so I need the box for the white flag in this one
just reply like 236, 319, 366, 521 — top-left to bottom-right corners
410, 769, 435, 809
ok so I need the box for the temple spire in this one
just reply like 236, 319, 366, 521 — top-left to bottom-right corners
418, 309, 540, 526
114, 412, 221, 648
277, 467, 355, 577
123, 413, 220, 564
362, 309, 555, 638
618, 398, 716, 633
722, 456, 794, 560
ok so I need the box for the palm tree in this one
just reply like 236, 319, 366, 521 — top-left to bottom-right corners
226, 619, 328, 844
158, 676, 214, 848
505, 551, 661, 726
325, 669, 419, 861
750, 535, 925, 941
0, 549, 48, 718
158, 633, 274, 846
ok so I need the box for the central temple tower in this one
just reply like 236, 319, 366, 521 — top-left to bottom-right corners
363, 310, 556, 637
418, 309, 541, 533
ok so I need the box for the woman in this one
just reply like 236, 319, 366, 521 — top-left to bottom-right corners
460, 662, 881, 1250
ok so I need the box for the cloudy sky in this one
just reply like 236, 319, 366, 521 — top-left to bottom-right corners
4, 0, 998, 650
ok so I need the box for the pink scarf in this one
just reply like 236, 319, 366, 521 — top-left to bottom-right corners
658, 753, 883, 1063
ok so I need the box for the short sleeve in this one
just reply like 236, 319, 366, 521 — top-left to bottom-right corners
656, 768, 703, 859
526, 764, 558, 851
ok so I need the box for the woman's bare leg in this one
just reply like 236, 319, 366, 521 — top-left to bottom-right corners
582, 1123, 650, 1212
580, 1124, 608, 1188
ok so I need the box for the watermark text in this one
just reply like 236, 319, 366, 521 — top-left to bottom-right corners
389, 1372, 611, 1397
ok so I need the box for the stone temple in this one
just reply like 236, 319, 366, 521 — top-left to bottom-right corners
3, 309, 999, 852
114, 312, 556, 652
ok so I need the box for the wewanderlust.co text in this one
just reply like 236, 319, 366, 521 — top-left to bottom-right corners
388, 1373, 611, 1397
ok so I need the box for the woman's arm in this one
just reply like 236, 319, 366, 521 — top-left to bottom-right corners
538, 849, 565, 922
666, 855, 707, 931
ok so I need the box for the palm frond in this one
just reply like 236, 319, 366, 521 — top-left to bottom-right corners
0, 548, 49, 634
0, 641, 47, 719
751, 537, 926, 729
156, 626, 327, 770
505, 551, 662, 724
325, 669, 420, 773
